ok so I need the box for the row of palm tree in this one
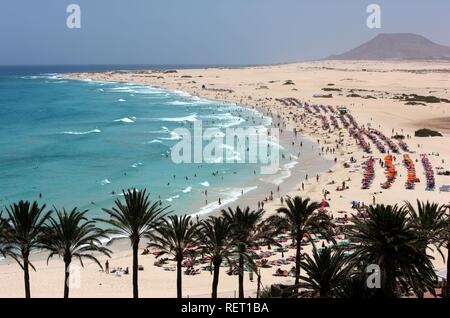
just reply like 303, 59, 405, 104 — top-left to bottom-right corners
0, 189, 449, 299
269, 201, 449, 298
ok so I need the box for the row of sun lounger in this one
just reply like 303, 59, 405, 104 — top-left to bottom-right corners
361, 157, 375, 189
349, 128, 371, 153
381, 155, 396, 189
421, 154, 435, 191
330, 115, 339, 129
364, 129, 386, 153
403, 154, 418, 189
368, 128, 400, 153
319, 115, 330, 130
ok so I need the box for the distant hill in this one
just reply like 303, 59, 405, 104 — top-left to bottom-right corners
326, 33, 450, 60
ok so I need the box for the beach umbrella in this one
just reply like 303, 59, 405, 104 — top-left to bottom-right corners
321, 200, 330, 207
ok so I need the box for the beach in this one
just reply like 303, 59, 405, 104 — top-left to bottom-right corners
1, 59, 449, 297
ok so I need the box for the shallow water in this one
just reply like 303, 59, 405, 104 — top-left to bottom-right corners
0, 67, 319, 219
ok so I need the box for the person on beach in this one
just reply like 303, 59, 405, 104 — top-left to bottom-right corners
105, 260, 109, 274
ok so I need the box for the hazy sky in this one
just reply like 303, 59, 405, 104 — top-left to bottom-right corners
1, 0, 449, 65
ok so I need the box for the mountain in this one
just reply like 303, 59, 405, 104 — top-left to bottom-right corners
326, 33, 450, 60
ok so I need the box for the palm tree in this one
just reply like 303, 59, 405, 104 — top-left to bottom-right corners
0, 216, 10, 257
347, 204, 437, 298
444, 206, 450, 298
198, 216, 234, 298
298, 247, 351, 298
42, 207, 112, 298
405, 200, 448, 298
276, 196, 333, 287
2, 201, 51, 298
222, 206, 264, 298
97, 189, 169, 298
336, 272, 383, 298
405, 200, 447, 253
149, 215, 199, 298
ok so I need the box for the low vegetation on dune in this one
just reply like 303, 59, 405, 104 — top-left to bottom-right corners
414, 128, 443, 137
395, 94, 450, 104
322, 87, 342, 92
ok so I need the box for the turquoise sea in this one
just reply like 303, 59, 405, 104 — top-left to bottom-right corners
0, 65, 330, 220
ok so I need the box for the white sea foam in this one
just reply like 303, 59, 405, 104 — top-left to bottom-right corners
201, 112, 245, 128
271, 160, 299, 185
173, 90, 192, 97
118, 98, 126, 102
167, 101, 191, 106
166, 195, 180, 202
192, 186, 258, 216
98, 179, 111, 186
156, 114, 198, 122
114, 117, 135, 123
62, 129, 101, 135
146, 139, 163, 144
182, 186, 192, 193
200, 181, 210, 187
131, 162, 143, 168
160, 131, 182, 140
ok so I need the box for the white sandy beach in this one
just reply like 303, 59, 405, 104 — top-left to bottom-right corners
1, 59, 449, 297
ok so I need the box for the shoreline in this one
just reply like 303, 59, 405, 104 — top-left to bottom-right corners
0, 73, 333, 262
61, 75, 334, 221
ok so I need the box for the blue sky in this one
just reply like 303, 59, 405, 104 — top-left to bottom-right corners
0, 0, 449, 65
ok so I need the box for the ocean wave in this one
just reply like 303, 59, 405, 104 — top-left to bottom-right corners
166, 194, 180, 202
21, 73, 64, 81
109, 85, 166, 95
62, 129, 101, 135
182, 186, 192, 193
114, 117, 135, 123
146, 139, 163, 144
156, 114, 198, 122
200, 181, 210, 187
271, 160, 299, 185
117, 98, 126, 102
202, 112, 245, 128
131, 162, 143, 168
167, 100, 191, 106
173, 90, 192, 98
192, 186, 258, 217
160, 131, 182, 140
98, 179, 111, 186
98, 233, 128, 246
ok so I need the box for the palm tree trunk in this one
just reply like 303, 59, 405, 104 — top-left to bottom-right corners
295, 233, 301, 286
132, 239, 139, 298
446, 243, 450, 298
238, 253, 244, 298
23, 257, 31, 298
176, 256, 182, 298
211, 258, 221, 298
383, 265, 396, 298
64, 261, 70, 298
